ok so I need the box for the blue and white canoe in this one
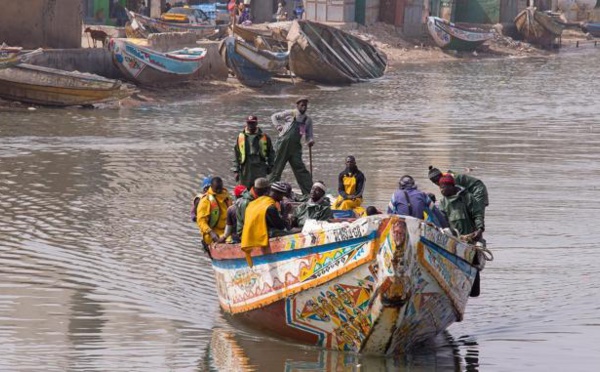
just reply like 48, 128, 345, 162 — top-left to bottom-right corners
219, 36, 289, 87
108, 38, 207, 86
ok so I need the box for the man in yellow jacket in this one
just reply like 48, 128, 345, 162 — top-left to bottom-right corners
196, 176, 232, 247
333, 155, 366, 216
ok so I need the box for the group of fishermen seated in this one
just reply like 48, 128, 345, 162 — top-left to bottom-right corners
193, 158, 489, 250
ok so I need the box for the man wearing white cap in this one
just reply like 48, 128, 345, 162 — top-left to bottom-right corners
293, 181, 333, 228
269, 96, 314, 195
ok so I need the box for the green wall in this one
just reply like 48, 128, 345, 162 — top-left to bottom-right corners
453, 0, 499, 23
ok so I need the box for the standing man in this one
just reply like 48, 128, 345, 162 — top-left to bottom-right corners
428, 165, 489, 216
233, 115, 274, 189
196, 177, 232, 247
333, 156, 365, 216
387, 175, 448, 228
269, 97, 314, 195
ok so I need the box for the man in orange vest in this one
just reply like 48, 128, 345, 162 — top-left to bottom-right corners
241, 182, 289, 251
233, 115, 275, 189
196, 176, 232, 247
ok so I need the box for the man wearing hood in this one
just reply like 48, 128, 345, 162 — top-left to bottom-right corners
387, 175, 448, 228
233, 115, 275, 189
196, 177, 232, 246
438, 175, 484, 242
333, 156, 365, 216
428, 165, 488, 216
293, 182, 333, 228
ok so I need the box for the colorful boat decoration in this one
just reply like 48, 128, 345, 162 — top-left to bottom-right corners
127, 11, 227, 40
108, 38, 207, 86
426, 16, 495, 51
287, 20, 387, 85
219, 37, 289, 87
0, 63, 133, 107
514, 7, 564, 47
0, 45, 43, 69
209, 215, 492, 354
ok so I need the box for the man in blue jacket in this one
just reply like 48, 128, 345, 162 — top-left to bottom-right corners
387, 175, 448, 228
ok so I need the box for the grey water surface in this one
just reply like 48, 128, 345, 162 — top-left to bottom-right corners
1, 48, 600, 371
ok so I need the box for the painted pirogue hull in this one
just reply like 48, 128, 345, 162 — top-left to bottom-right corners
287, 20, 387, 85
514, 7, 564, 46
109, 38, 205, 86
210, 215, 481, 354
0, 63, 131, 106
426, 17, 494, 51
219, 37, 288, 87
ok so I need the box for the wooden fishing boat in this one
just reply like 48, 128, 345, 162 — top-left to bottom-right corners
232, 24, 288, 51
514, 7, 564, 47
0, 63, 133, 107
209, 215, 491, 354
581, 22, 600, 38
426, 17, 495, 51
219, 37, 289, 87
127, 11, 226, 40
0, 45, 23, 68
108, 38, 207, 86
287, 20, 387, 85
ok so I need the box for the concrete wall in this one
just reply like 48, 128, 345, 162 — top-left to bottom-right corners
26, 48, 122, 79
0, 0, 83, 49
306, 0, 357, 22
365, 0, 380, 24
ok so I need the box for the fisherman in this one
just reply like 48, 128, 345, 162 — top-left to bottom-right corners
241, 181, 290, 250
269, 97, 314, 195
333, 156, 366, 216
236, 177, 271, 237
428, 165, 489, 216
387, 175, 449, 228
233, 115, 275, 189
437, 175, 484, 242
293, 181, 333, 228
196, 177, 232, 248
191, 175, 212, 222
219, 184, 247, 243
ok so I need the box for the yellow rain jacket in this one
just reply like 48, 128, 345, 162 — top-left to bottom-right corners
241, 195, 276, 249
334, 170, 366, 216
197, 187, 232, 244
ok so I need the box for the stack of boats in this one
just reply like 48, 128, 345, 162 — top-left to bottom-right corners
514, 7, 564, 47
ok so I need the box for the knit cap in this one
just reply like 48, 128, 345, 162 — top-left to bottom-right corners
254, 177, 270, 189
271, 181, 288, 194
233, 185, 247, 198
428, 165, 442, 181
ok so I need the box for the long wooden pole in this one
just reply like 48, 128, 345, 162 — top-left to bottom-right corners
309, 146, 313, 176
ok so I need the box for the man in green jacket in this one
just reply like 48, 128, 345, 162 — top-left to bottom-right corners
428, 165, 489, 216
293, 181, 333, 228
233, 115, 275, 189
438, 175, 485, 243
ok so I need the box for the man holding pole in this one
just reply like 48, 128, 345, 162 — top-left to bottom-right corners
268, 96, 314, 195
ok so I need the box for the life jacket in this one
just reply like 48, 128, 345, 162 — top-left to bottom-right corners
191, 193, 221, 227
237, 131, 269, 164
241, 195, 277, 267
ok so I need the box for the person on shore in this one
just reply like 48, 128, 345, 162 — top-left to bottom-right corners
237, 3, 251, 24
219, 184, 247, 243
111, 0, 129, 26
233, 115, 274, 190
196, 177, 232, 247
268, 97, 314, 195
333, 156, 366, 216
428, 165, 489, 217
387, 175, 449, 228
163, 2, 172, 13
293, 181, 333, 228
236, 177, 270, 237
437, 175, 484, 243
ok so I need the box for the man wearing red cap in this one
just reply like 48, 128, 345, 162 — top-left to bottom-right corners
219, 184, 247, 243
438, 174, 485, 243
233, 115, 274, 189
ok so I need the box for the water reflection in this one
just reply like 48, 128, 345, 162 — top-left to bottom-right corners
205, 327, 480, 371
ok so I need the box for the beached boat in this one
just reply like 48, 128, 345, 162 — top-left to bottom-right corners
426, 17, 495, 51
514, 7, 564, 47
287, 20, 387, 85
109, 38, 207, 86
209, 215, 491, 354
0, 63, 132, 107
232, 24, 288, 51
0, 45, 44, 69
219, 37, 289, 87
581, 22, 600, 37
127, 11, 226, 40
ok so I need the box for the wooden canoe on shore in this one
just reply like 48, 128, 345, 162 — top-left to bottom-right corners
232, 24, 288, 52
127, 11, 226, 40
426, 17, 495, 51
0, 46, 43, 69
109, 38, 206, 86
514, 7, 564, 47
219, 37, 289, 87
287, 20, 387, 85
0, 63, 133, 107
209, 215, 490, 354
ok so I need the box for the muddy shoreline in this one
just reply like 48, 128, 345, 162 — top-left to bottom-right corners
1, 24, 593, 111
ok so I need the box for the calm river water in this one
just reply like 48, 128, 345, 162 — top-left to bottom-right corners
1, 48, 600, 371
